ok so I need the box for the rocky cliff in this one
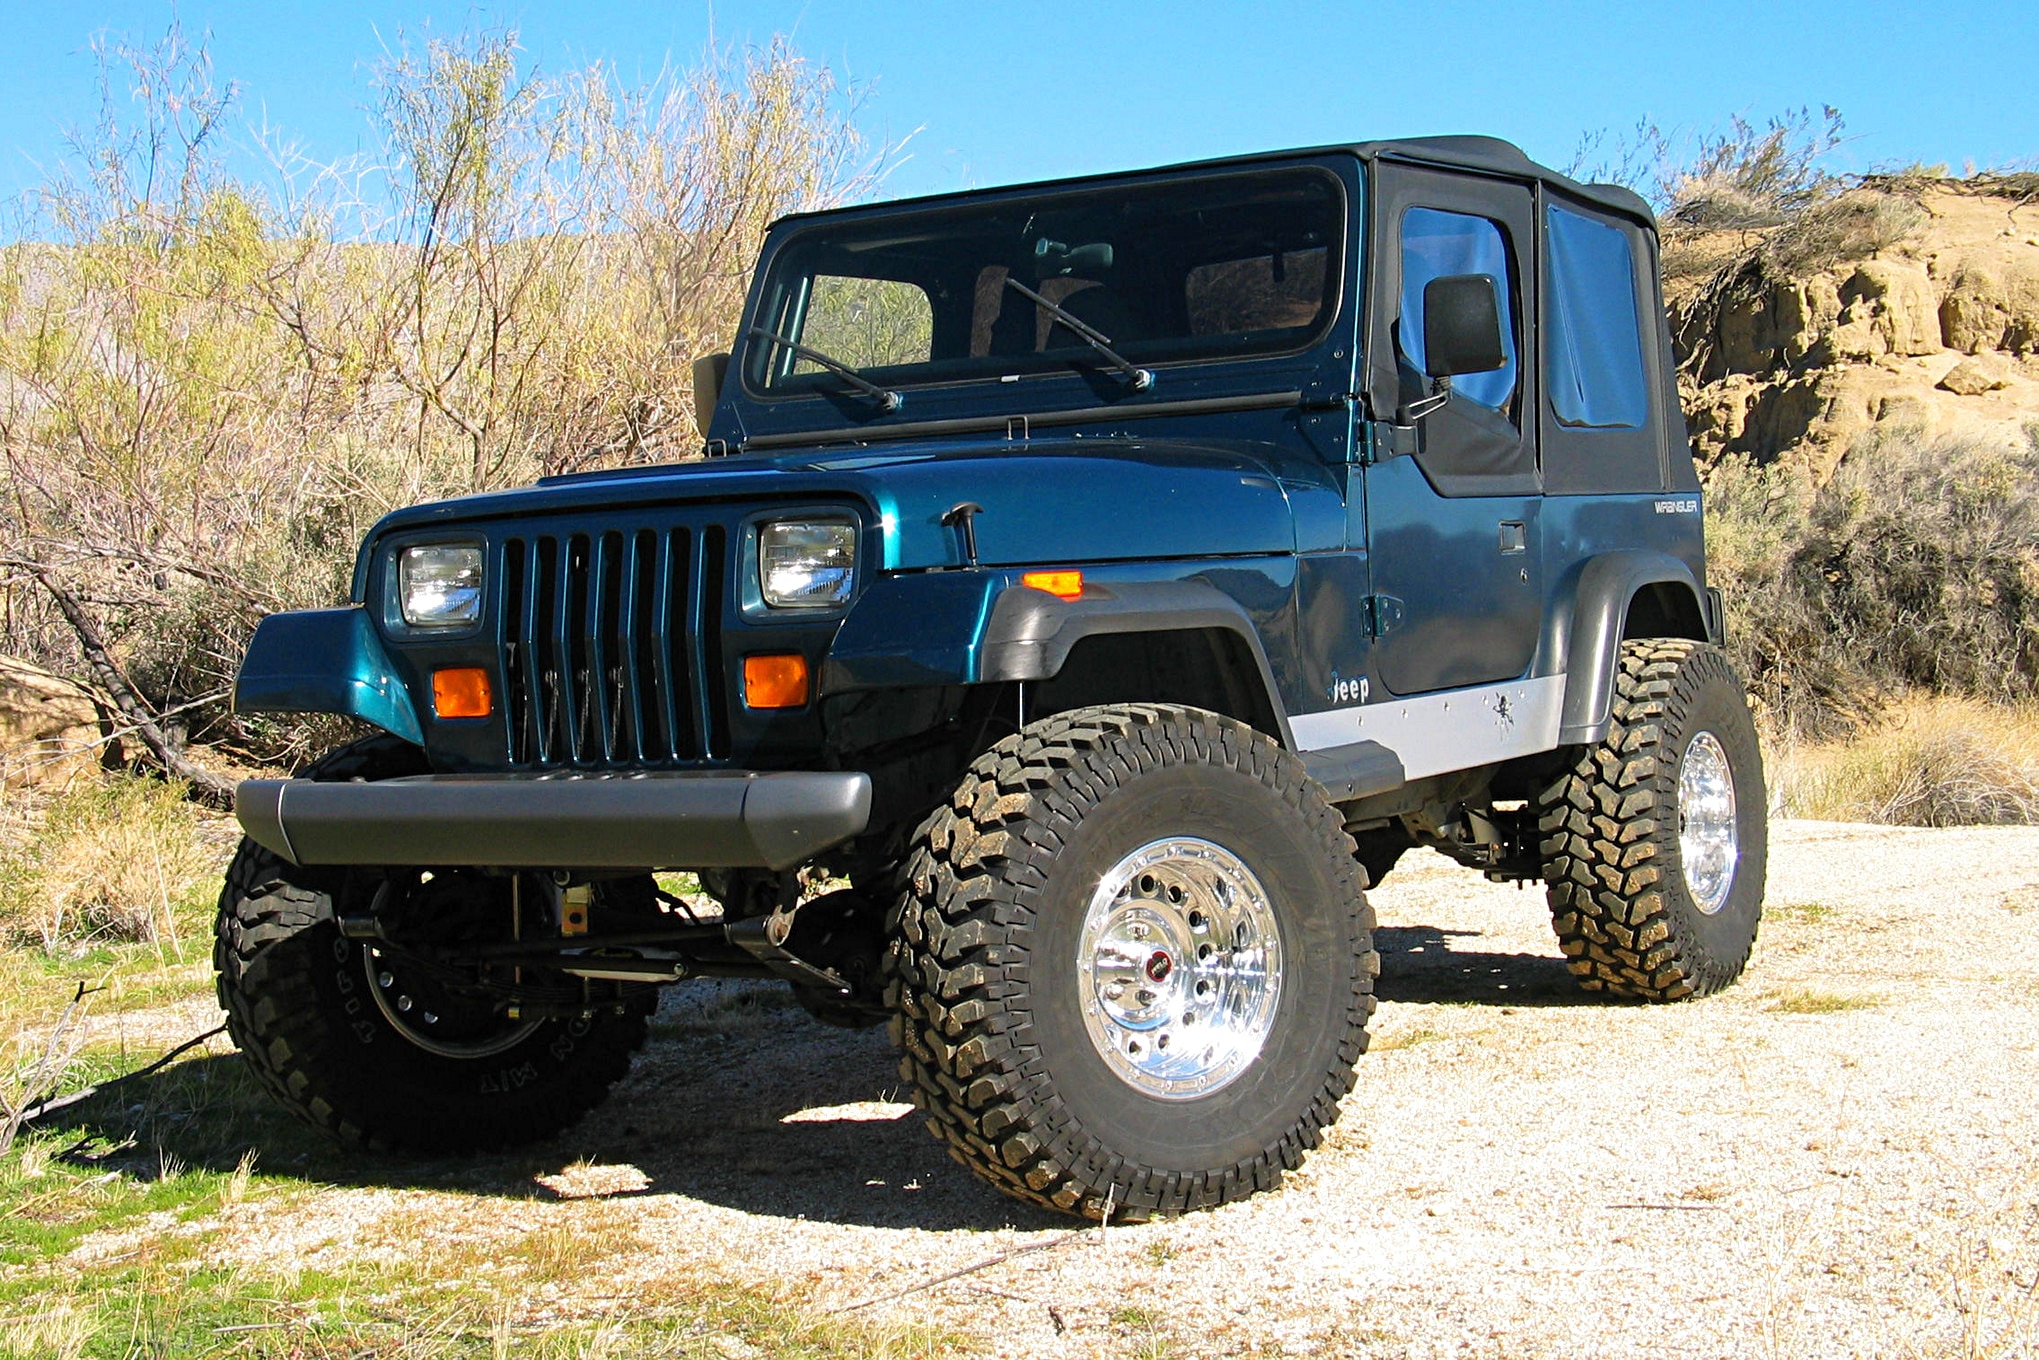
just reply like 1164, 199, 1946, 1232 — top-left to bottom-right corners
1671, 177, 2039, 479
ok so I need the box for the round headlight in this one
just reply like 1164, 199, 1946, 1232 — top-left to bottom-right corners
399, 544, 484, 628
760, 521, 856, 608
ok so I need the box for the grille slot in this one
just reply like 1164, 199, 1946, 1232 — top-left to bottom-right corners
500, 522, 724, 766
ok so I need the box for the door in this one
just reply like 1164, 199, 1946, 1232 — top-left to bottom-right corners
1361, 165, 1541, 696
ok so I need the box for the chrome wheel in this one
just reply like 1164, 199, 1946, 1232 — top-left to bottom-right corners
1076, 837, 1283, 1100
1678, 729, 1738, 915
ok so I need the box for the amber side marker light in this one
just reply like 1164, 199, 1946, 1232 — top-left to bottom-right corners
432, 666, 493, 719
1022, 569, 1084, 601
743, 653, 810, 709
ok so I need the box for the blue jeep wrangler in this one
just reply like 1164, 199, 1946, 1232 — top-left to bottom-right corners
218, 137, 1764, 1220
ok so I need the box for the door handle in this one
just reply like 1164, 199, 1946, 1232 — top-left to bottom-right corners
1498, 521, 1527, 554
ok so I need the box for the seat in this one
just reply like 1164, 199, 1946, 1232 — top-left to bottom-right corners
1044, 283, 1142, 348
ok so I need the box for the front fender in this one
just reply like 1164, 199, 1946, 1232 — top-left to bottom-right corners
232, 607, 425, 745
1547, 552, 1706, 745
818, 570, 1292, 743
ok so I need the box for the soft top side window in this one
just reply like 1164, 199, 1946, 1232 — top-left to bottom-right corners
1545, 204, 1649, 430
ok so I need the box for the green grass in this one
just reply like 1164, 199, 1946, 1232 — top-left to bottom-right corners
0, 1041, 966, 1359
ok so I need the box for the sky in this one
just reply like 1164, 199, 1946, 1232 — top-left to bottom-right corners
0, 0, 2033, 214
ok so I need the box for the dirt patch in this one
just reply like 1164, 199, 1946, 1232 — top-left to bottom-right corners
82, 822, 2039, 1356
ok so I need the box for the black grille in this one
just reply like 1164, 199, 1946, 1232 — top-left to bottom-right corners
498, 523, 728, 766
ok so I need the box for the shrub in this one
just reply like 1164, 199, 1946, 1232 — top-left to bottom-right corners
0, 23, 880, 770
1706, 424, 2039, 736
0, 776, 216, 950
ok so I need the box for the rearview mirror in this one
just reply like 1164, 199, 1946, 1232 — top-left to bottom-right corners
1421, 274, 1507, 379
693, 351, 730, 436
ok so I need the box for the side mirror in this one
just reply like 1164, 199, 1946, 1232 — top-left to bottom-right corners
692, 351, 730, 437
1421, 274, 1507, 379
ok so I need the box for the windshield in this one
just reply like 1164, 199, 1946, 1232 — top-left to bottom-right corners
743, 166, 1344, 401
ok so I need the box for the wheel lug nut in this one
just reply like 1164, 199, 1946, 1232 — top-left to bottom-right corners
396, 995, 414, 1013
378, 971, 394, 989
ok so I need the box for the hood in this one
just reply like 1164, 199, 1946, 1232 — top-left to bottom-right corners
364, 435, 1328, 573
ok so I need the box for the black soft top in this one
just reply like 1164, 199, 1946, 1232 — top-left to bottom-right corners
776, 135, 1656, 233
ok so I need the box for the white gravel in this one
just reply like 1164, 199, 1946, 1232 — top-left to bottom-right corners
172, 821, 2039, 1357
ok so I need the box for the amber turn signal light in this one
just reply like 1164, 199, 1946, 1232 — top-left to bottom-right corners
743, 653, 810, 709
432, 666, 493, 719
1022, 569, 1083, 601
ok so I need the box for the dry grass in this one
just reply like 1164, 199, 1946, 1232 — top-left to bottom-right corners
1367, 1027, 1449, 1053
0, 775, 215, 950
1762, 986, 1881, 1015
1773, 695, 2039, 826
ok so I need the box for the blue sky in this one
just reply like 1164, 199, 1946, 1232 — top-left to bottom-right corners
1, 0, 2033, 211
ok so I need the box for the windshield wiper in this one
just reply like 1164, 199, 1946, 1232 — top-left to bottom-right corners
1003, 277, 1154, 392
747, 326, 902, 413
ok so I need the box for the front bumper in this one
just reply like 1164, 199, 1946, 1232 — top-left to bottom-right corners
235, 770, 872, 871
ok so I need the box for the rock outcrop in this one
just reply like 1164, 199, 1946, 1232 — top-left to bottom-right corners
1673, 179, 2039, 477
0, 655, 110, 789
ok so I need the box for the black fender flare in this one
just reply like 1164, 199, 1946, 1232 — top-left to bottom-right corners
980, 579, 1296, 746
1548, 551, 1711, 745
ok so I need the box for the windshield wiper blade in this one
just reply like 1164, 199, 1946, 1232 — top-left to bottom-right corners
1003, 277, 1154, 392
747, 326, 902, 413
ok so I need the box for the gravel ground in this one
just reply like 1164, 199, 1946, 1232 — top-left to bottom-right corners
127, 821, 2039, 1357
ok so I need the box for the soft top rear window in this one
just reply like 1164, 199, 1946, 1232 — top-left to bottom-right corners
744, 166, 1344, 399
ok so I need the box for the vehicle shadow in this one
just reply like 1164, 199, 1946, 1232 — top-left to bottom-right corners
1371, 924, 1599, 1007
55, 934, 1603, 1227
48, 985, 1058, 1234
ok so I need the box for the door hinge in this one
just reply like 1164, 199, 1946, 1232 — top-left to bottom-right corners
1363, 594, 1406, 638
1358, 420, 1419, 465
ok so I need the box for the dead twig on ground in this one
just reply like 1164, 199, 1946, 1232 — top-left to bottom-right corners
830, 1186, 1117, 1315
10, 1023, 226, 1131
828, 1228, 1091, 1315
0, 982, 97, 1154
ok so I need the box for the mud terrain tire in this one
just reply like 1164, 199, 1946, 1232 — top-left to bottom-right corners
887, 704, 1375, 1220
213, 736, 647, 1153
1538, 639, 1767, 1001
